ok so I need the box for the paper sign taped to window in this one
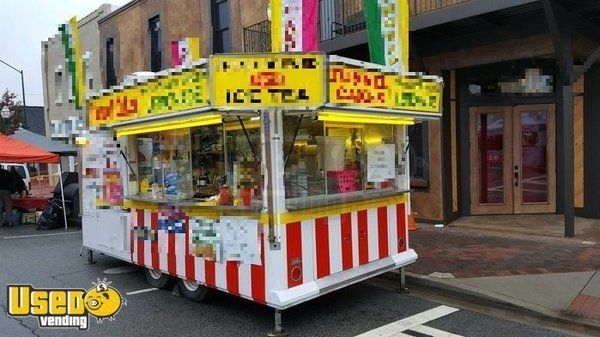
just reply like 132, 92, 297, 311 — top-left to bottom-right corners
367, 144, 395, 182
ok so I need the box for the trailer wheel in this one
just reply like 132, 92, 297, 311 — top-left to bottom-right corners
143, 268, 174, 289
177, 278, 209, 302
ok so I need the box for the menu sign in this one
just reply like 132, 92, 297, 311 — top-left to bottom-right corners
367, 144, 396, 182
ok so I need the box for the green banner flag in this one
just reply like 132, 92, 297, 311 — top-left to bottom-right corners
364, 0, 385, 65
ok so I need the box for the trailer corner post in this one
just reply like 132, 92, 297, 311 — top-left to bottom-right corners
82, 247, 95, 265
267, 309, 289, 337
396, 267, 408, 294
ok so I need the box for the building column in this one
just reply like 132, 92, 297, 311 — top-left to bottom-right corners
544, 0, 574, 237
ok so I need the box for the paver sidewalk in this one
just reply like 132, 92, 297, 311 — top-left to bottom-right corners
404, 223, 600, 328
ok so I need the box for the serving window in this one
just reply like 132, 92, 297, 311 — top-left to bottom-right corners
136, 128, 195, 200
224, 117, 262, 206
283, 114, 405, 206
283, 115, 325, 199
132, 116, 261, 206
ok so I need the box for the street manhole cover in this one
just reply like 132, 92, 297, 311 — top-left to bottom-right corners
103, 265, 138, 275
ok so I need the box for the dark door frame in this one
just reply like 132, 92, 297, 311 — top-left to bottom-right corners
455, 62, 564, 218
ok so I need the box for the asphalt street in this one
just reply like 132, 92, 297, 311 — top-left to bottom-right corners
0, 226, 574, 337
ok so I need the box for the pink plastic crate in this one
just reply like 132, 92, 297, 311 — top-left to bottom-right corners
327, 169, 356, 193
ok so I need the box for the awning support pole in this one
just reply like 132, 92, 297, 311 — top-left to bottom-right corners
58, 163, 68, 230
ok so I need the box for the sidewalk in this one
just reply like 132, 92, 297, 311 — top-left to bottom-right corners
403, 217, 600, 331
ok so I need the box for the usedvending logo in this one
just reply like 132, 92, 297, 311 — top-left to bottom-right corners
7, 278, 126, 330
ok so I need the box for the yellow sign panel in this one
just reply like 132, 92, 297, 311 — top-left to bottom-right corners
328, 65, 443, 114
89, 65, 209, 126
211, 54, 325, 108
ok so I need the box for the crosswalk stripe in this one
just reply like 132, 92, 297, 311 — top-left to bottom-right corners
355, 305, 459, 337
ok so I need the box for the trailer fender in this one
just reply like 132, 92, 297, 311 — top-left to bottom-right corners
270, 249, 417, 309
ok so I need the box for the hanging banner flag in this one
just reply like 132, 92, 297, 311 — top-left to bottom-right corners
171, 37, 201, 67
364, 0, 409, 72
59, 17, 86, 110
270, 0, 318, 52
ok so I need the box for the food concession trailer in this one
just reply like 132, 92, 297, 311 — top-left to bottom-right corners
81, 52, 442, 333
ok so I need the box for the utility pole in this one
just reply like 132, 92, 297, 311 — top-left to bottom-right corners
0, 58, 28, 128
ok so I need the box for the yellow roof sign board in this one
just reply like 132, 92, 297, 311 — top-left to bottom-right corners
89, 65, 209, 126
210, 54, 325, 109
88, 54, 443, 127
328, 64, 442, 114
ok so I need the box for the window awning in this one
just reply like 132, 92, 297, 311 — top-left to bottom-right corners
223, 118, 261, 132
114, 112, 223, 137
317, 109, 415, 125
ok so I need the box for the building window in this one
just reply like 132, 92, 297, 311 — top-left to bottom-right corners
149, 15, 162, 72
83, 51, 93, 93
408, 122, 429, 189
67, 66, 74, 102
54, 65, 63, 105
106, 37, 117, 88
212, 0, 231, 53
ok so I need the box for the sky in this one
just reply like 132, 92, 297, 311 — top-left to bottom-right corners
0, 0, 130, 107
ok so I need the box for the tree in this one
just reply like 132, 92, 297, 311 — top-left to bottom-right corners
0, 89, 24, 135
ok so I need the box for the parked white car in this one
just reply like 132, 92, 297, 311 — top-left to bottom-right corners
0, 163, 32, 192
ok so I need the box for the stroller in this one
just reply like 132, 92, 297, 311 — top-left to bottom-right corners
36, 198, 66, 230
37, 172, 79, 230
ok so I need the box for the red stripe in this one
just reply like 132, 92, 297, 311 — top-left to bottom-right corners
357, 210, 369, 265
251, 232, 266, 303
205, 260, 216, 287
377, 206, 389, 258
315, 217, 330, 278
396, 203, 407, 252
184, 216, 195, 281
136, 209, 145, 266
340, 213, 353, 270
151, 212, 159, 271
168, 232, 176, 275
226, 261, 239, 295
286, 221, 303, 287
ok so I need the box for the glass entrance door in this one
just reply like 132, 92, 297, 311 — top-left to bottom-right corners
469, 107, 513, 214
513, 105, 556, 213
469, 105, 555, 214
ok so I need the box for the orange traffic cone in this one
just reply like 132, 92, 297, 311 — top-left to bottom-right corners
408, 212, 419, 231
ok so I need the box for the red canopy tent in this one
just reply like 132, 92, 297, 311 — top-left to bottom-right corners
0, 133, 59, 163
0, 133, 68, 228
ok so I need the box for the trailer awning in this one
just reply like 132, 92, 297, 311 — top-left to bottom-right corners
316, 109, 415, 125
114, 111, 222, 137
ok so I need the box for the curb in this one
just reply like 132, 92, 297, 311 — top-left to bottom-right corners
381, 271, 600, 335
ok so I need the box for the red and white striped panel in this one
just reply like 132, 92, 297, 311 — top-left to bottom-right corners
130, 209, 267, 304
284, 202, 408, 288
